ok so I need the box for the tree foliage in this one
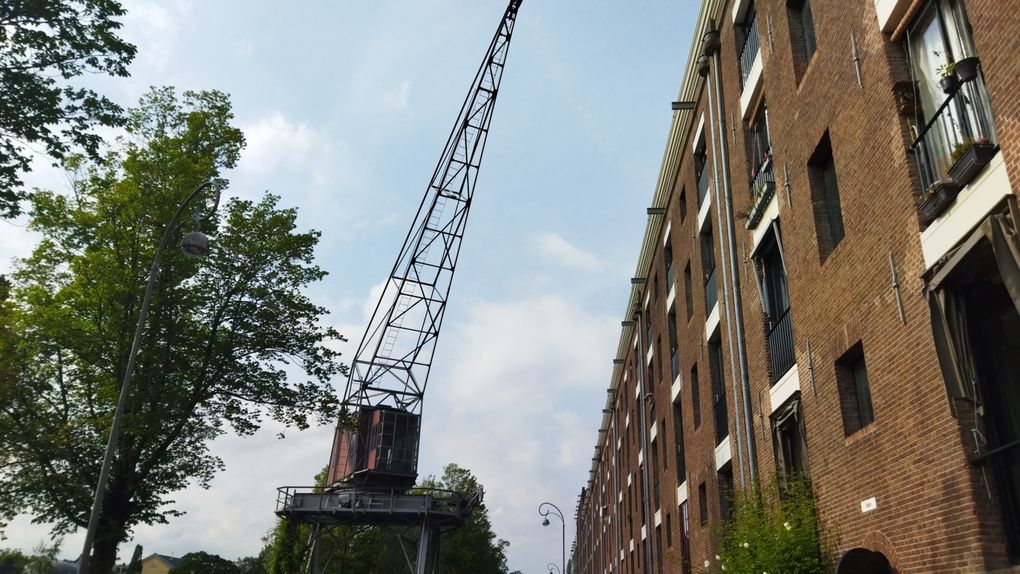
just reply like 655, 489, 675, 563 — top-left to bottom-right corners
0, 0, 137, 218
169, 552, 240, 574
264, 464, 510, 574
0, 87, 346, 574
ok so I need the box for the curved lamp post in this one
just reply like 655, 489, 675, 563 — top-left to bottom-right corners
78, 179, 224, 574
547, 563, 561, 574
539, 502, 565, 574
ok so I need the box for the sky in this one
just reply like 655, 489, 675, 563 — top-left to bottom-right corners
0, 1, 696, 571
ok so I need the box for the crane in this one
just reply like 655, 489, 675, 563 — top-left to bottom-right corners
276, 2, 523, 572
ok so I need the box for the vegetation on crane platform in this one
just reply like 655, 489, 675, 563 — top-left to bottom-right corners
265, 464, 511, 574
0, 0, 136, 219
0, 87, 347, 574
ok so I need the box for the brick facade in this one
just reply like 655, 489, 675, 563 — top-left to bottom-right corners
573, 1, 1020, 573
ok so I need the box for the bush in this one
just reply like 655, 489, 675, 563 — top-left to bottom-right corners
702, 478, 831, 574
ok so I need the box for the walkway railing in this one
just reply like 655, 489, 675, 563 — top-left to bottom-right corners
738, 11, 760, 88
767, 307, 795, 384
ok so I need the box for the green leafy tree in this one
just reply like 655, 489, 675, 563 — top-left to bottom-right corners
170, 552, 240, 574
265, 464, 509, 574
0, 0, 137, 218
0, 548, 30, 574
234, 556, 268, 574
0, 87, 346, 574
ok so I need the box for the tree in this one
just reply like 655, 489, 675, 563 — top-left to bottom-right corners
0, 87, 346, 574
169, 552, 240, 574
234, 556, 267, 574
0, 0, 137, 218
265, 464, 510, 574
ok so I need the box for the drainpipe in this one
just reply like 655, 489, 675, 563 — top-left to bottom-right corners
634, 306, 656, 573
698, 46, 748, 490
703, 27, 759, 484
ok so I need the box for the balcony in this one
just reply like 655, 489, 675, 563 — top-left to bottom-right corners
704, 267, 718, 313
696, 163, 710, 207
746, 154, 775, 229
738, 12, 760, 89
911, 69, 997, 224
767, 307, 795, 384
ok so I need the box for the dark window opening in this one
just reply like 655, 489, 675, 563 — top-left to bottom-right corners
679, 187, 689, 224
695, 139, 710, 207
679, 501, 693, 574
665, 238, 675, 293
698, 482, 708, 526
709, 342, 729, 444
691, 364, 702, 428
736, 1, 760, 88
684, 262, 694, 321
666, 512, 673, 547
701, 226, 718, 312
808, 131, 845, 260
754, 223, 795, 383
772, 394, 810, 486
836, 341, 874, 435
718, 465, 734, 523
668, 305, 680, 381
787, 0, 816, 80
673, 399, 687, 483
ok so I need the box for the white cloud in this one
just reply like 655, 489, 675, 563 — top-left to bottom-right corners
531, 231, 605, 272
122, 0, 193, 72
237, 112, 322, 177
383, 80, 412, 112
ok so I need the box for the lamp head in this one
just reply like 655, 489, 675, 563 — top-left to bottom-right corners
542, 517, 550, 527
181, 230, 210, 258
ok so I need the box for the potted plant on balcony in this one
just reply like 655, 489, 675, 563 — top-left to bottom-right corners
937, 61, 959, 94
919, 179, 961, 223
948, 137, 996, 186
955, 56, 981, 83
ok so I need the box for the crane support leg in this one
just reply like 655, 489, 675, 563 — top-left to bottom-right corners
415, 525, 441, 574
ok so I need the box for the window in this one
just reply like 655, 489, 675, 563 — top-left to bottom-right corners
668, 305, 680, 381
701, 227, 717, 312
672, 399, 687, 483
697, 482, 708, 526
709, 342, 729, 444
718, 465, 734, 522
684, 262, 694, 321
772, 394, 809, 483
694, 140, 710, 207
753, 223, 795, 383
651, 438, 661, 510
836, 342, 874, 435
787, 0, 816, 79
664, 238, 675, 292
656, 525, 665, 574
691, 364, 702, 428
678, 186, 688, 224
666, 512, 673, 547
644, 304, 652, 350
736, 0, 760, 88
661, 417, 669, 470
679, 501, 693, 574
808, 132, 844, 260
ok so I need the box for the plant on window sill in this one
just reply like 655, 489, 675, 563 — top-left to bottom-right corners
948, 136, 996, 187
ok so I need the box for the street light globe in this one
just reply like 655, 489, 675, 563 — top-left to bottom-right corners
542, 517, 550, 526
181, 230, 210, 258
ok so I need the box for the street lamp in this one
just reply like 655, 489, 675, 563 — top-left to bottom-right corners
539, 501, 565, 574
548, 563, 561, 574
78, 179, 224, 574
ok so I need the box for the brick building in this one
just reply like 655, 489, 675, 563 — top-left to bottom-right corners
572, 0, 1020, 572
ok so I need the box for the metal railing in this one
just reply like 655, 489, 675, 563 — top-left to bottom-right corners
671, 348, 680, 381
751, 154, 774, 199
738, 11, 760, 88
696, 163, 710, 207
704, 267, 718, 313
766, 307, 795, 384
665, 262, 675, 294
911, 74, 997, 192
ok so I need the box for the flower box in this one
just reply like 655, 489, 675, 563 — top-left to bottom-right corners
919, 181, 961, 224
948, 142, 996, 187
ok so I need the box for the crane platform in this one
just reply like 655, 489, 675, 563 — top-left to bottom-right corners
275, 485, 480, 529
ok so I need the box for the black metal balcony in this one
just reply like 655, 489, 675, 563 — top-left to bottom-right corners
911, 72, 997, 193
738, 12, 760, 88
767, 307, 795, 384
746, 154, 775, 229
696, 163, 710, 207
704, 267, 718, 313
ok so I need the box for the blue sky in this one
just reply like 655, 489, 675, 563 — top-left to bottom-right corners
0, 1, 696, 571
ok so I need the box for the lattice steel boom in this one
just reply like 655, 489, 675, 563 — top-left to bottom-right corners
328, 0, 522, 488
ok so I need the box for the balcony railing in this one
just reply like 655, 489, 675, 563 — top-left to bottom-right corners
666, 262, 675, 294
738, 12, 760, 88
696, 163, 710, 206
911, 73, 997, 193
746, 154, 775, 229
704, 267, 718, 313
766, 307, 795, 384
671, 348, 680, 381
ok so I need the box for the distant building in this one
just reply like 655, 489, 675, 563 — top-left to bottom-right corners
141, 554, 180, 574
573, 0, 1020, 572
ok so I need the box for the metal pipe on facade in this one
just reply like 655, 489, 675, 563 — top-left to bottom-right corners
634, 306, 656, 573
704, 28, 759, 483
699, 47, 748, 490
